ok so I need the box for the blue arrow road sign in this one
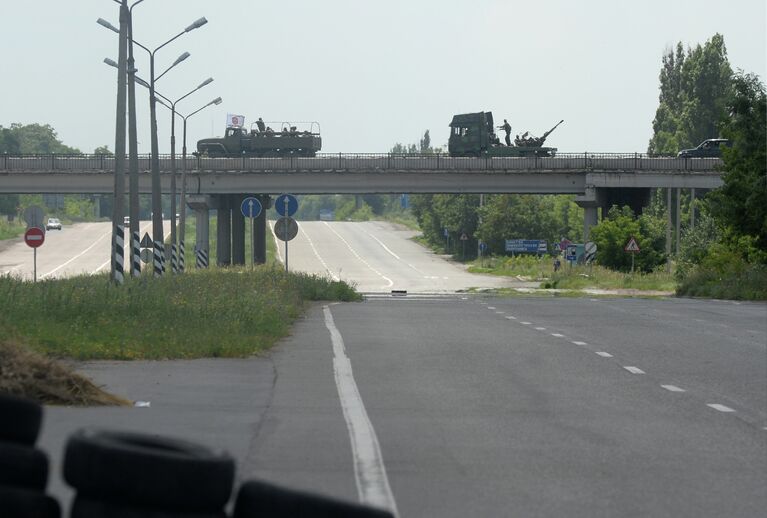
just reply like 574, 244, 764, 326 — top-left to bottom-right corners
275, 194, 298, 217
240, 197, 263, 218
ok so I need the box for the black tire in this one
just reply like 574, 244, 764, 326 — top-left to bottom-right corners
70, 496, 226, 518
233, 479, 395, 518
63, 429, 235, 512
0, 442, 49, 490
0, 485, 60, 518
0, 393, 43, 446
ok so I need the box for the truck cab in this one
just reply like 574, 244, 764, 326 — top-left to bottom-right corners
448, 112, 496, 157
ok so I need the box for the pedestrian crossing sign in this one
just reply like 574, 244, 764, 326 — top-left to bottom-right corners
624, 236, 640, 253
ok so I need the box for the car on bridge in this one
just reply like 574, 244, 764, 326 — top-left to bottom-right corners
677, 138, 731, 158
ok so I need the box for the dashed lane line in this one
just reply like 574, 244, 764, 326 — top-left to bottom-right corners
572, 341, 588, 346
623, 366, 645, 374
707, 403, 736, 413
535, 327, 546, 331
551, 333, 565, 338
661, 384, 686, 392
595, 352, 613, 358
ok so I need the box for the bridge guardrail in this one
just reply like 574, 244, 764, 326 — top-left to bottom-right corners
0, 153, 723, 172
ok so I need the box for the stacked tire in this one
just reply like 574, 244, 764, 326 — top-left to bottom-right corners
233, 479, 395, 518
0, 393, 61, 518
63, 429, 235, 517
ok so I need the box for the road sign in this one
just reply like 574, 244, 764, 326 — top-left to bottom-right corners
479, 242, 488, 252
585, 241, 597, 256
24, 227, 45, 248
23, 205, 44, 229
240, 196, 263, 219
275, 194, 298, 217
443, 228, 449, 238
624, 236, 641, 253
559, 238, 572, 252
140, 248, 152, 263
140, 232, 152, 248
505, 239, 547, 254
460, 233, 469, 241
566, 244, 578, 262
274, 216, 298, 241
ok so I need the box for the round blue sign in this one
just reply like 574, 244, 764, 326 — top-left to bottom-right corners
275, 194, 298, 217
240, 196, 262, 218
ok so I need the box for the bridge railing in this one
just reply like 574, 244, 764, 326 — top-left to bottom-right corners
0, 153, 723, 172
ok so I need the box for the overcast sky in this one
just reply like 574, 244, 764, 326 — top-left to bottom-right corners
1, 0, 764, 154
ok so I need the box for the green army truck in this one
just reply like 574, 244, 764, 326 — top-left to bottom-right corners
196, 121, 322, 157
448, 111, 563, 157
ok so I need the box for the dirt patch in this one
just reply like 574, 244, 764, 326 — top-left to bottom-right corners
0, 340, 130, 406
0, 236, 21, 253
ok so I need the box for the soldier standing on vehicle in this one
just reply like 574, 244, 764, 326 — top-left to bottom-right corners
256, 117, 266, 132
498, 119, 512, 146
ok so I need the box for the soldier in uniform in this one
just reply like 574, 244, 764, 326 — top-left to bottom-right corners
498, 119, 512, 146
256, 117, 266, 132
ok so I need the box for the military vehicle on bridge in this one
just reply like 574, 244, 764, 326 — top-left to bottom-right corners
448, 111, 563, 157
196, 121, 322, 157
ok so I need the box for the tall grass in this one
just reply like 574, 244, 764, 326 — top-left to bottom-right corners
0, 218, 25, 241
0, 267, 360, 360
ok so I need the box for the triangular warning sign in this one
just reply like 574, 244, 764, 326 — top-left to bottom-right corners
624, 236, 641, 252
140, 232, 153, 249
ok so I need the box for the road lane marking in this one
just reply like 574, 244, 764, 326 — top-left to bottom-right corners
623, 366, 645, 374
551, 333, 565, 338
661, 385, 686, 392
520, 321, 531, 325
595, 352, 613, 357
505, 316, 516, 320
572, 341, 588, 346
707, 404, 735, 413
495, 311, 505, 315
300, 224, 340, 281
41, 227, 112, 278
535, 327, 546, 331
487, 306, 496, 310
323, 306, 399, 515
323, 222, 394, 289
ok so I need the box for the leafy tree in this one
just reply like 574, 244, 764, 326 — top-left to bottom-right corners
708, 72, 767, 259
589, 206, 666, 272
3, 123, 81, 154
0, 126, 21, 153
648, 34, 733, 154
94, 145, 113, 155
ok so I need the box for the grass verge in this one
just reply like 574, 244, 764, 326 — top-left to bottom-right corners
0, 266, 360, 361
0, 218, 25, 241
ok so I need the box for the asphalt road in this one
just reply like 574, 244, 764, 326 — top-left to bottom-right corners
0, 220, 169, 280
38, 295, 766, 517
271, 220, 516, 293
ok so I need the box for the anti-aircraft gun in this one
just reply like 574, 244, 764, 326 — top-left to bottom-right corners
448, 111, 563, 157
514, 119, 564, 148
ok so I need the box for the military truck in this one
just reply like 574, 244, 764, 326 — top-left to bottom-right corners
196, 121, 322, 157
448, 111, 563, 157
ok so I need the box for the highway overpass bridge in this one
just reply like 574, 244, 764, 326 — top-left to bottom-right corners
1, 153, 722, 267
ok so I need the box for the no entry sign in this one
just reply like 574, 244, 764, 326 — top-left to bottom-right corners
24, 227, 45, 248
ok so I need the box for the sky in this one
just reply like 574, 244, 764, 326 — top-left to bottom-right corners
0, 0, 764, 154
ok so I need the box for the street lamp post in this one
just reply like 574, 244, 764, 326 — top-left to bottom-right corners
179, 96, 222, 271
99, 14, 207, 277
168, 77, 213, 274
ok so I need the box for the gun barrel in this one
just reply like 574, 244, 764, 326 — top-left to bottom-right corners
542, 119, 564, 139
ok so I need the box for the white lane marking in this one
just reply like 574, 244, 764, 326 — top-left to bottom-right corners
535, 327, 546, 331
41, 227, 112, 278
572, 341, 588, 346
707, 404, 736, 413
323, 222, 394, 289
300, 224, 340, 281
551, 333, 565, 338
595, 352, 613, 357
505, 316, 517, 320
520, 321, 532, 325
661, 385, 686, 392
487, 306, 496, 310
623, 366, 645, 374
495, 311, 505, 315
363, 229, 401, 260
323, 306, 399, 515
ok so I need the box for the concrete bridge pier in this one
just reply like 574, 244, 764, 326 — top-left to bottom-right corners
253, 195, 270, 264
231, 195, 246, 266
186, 195, 212, 269
575, 186, 605, 241
216, 196, 232, 267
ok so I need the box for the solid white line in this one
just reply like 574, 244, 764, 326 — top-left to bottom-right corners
362, 229, 400, 260
707, 403, 736, 413
323, 306, 398, 515
41, 226, 112, 278
623, 366, 645, 374
572, 341, 588, 346
661, 385, 686, 392
323, 222, 394, 289
595, 351, 613, 357
300, 224, 340, 281
551, 333, 565, 338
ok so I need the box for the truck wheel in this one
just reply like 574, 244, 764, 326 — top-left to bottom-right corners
63, 429, 235, 512
0, 393, 43, 445
0, 485, 60, 518
233, 479, 395, 518
0, 442, 49, 490
70, 497, 226, 518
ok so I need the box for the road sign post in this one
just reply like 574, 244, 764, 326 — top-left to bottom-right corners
24, 227, 45, 282
624, 236, 641, 273
275, 195, 298, 271
274, 216, 299, 272
240, 196, 263, 268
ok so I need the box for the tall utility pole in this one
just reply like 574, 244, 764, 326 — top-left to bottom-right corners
126, 0, 144, 277
110, 0, 129, 285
